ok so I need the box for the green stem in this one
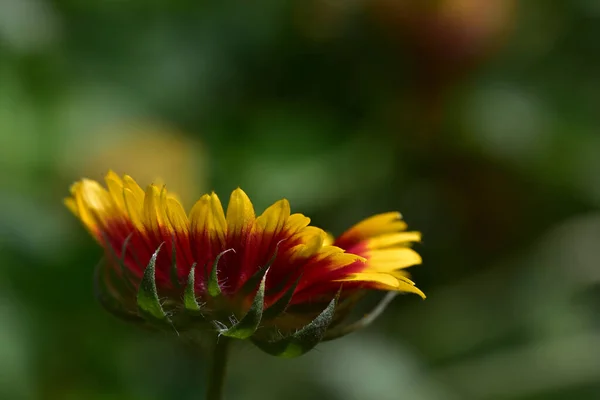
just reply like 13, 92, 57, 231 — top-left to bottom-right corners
206, 336, 231, 400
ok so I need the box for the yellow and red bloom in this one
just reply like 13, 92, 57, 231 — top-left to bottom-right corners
65, 171, 424, 357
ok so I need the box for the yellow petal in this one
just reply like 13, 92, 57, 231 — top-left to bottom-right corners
104, 170, 126, 211
366, 231, 421, 249
69, 181, 81, 195
323, 232, 335, 247
65, 181, 107, 241
122, 175, 145, 203
64, 197, 78, 216
323, 251, 364, 268
364, 248, 422, 272
342, 212, 407, 240
166, 195, 189, 233
286, 213, 311, 234
318, 245, 349, 259
288, 228, 325, 260
123, 187, 145, 230
254, 199, 290, 233
121, 176, 144, 224
226, 188, 255, 238
389, 269, 412, 280
338, 272, 399, 287
392, 272, 417, 286
293, 226, 324, 244
338, 272, 426, 298
210, 192, 227, 234
74, 179, 115, 231
190, 192, 227, 245
143, 185, 164, 232
303, 244, 364, 268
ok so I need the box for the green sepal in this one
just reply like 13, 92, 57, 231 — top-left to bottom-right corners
183, 263, 202, 313
93, 259, 143, 323
207, 249, 234, 297
219, 268, 269, 339
323, 292, 398, 341
101, 231, 136, 294
137, 243, 170, 323
262, 277, 300, 320
252, 293, 338, 358
169, 235, 181, 289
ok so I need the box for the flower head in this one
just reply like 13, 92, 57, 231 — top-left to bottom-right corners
65, 171, 424, 357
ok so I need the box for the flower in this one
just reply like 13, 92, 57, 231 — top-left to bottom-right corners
65, 171, 424, 357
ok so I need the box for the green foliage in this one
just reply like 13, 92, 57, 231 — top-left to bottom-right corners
218, 268, 269, 340
137, 244, 170, 324
207, 249, 233, 298
253, 295, 338, 358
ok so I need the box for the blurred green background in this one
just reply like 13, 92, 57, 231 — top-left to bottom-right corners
2, 1, 600, 399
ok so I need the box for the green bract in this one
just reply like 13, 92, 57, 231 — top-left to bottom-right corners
94, 243, 397, 357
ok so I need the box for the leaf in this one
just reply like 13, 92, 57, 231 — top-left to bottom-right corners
207, 248, 235, 297
183, 263, 202, 313
323, 292, 398, 341
252, 294, 337, 358
136, 243, 170, 322
219, 268, 269, 339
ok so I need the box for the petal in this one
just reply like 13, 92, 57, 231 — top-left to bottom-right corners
364, 248, 422, 272
104, 170, 126, 211
235, 199, 290, 289
318, 250, 364, 270
294, 249, 365, 292
254, 199, 290, 233
335, 212, 407, 248
143, 185, 165, 233
337, 272, 425, 298
75, 179, 115, 231
210, 193, 227, 235
286, 213, 311, 235
123, 175, 145, 203
287, 229, 325, 261
226, 188, 255, 240
190, 192, 227, 246
389, 271, 417, 286
292, 226, 325, 248
166, 195, 189, 234
323, 232, 335, 247
366, 232, 421, 250
123, 187, 145, 231
64, 197, 78, 216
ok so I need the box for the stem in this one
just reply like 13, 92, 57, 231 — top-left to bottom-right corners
206, 336, 231, 400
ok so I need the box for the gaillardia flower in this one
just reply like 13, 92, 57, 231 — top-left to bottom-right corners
66, 171, 424, 357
